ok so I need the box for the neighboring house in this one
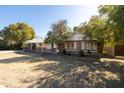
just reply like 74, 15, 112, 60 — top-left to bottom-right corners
105, 41, 124, 56
115, 44, 124, 56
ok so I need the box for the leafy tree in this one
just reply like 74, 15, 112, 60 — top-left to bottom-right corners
77, 16, 110, 55
44, 31, 56, 49
0, 22, 35, 49
44, 31, 55, 43
45, 20, 72, 52
73, 26, 78, 32
88, 16, 108, 55
77, 6, 124, 55
98, 5, 124, 42
77, 22, 91, 36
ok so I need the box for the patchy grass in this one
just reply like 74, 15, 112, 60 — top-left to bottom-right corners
0, 51, 123, 88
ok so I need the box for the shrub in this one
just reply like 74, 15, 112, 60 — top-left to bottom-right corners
79, 50, 85, 56
65, 51, 71, 55
88, 50, 91, 54
62, 49, 67, 54
0, 42, 22, 50
67, 51, 71, 55
32, 44, 36, 50
0, 43, 12, 50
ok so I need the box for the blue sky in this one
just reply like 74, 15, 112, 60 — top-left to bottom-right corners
0, 5, 99, 38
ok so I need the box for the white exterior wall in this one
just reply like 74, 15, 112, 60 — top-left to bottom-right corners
81, 42, 85, 49
53, 43, 57, 48
46, 43, 52, 49
42, 43, 47, 48
93, 43, 97, 50
88, 43, 91, 50
74, 42, 77, 49
45, 43, 57, 49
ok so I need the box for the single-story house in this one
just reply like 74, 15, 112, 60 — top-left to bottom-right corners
24, 33, 97, 55
24, 32, 124, 56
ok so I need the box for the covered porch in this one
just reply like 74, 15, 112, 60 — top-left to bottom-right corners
24, 38, 45, 52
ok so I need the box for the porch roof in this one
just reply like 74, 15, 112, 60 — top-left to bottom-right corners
25, 38, 44, 44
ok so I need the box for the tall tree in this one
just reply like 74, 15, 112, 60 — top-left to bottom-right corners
77, 16, 109, 55
44, 31, 55, 43
45, 20, 71, 52
1, 22, 35, 49
78, 6, 123, 55
88, 16, 108, 55
44, 31, 56, 49
98, 5, 124, 42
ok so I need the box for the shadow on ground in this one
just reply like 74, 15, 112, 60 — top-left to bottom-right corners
0, 52, 123, 88
0, 52, 45, 63
28, 53, 124, 88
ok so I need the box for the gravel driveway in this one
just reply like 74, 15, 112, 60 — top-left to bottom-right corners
0, 51, 123, 88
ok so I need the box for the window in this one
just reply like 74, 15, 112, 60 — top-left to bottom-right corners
67, 41, 74, 49
77, 41, 81, 50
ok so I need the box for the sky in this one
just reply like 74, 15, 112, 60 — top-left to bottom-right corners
0, 5, 99, 38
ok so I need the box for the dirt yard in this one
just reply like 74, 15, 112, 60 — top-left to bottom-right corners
0, 51, 124, 88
